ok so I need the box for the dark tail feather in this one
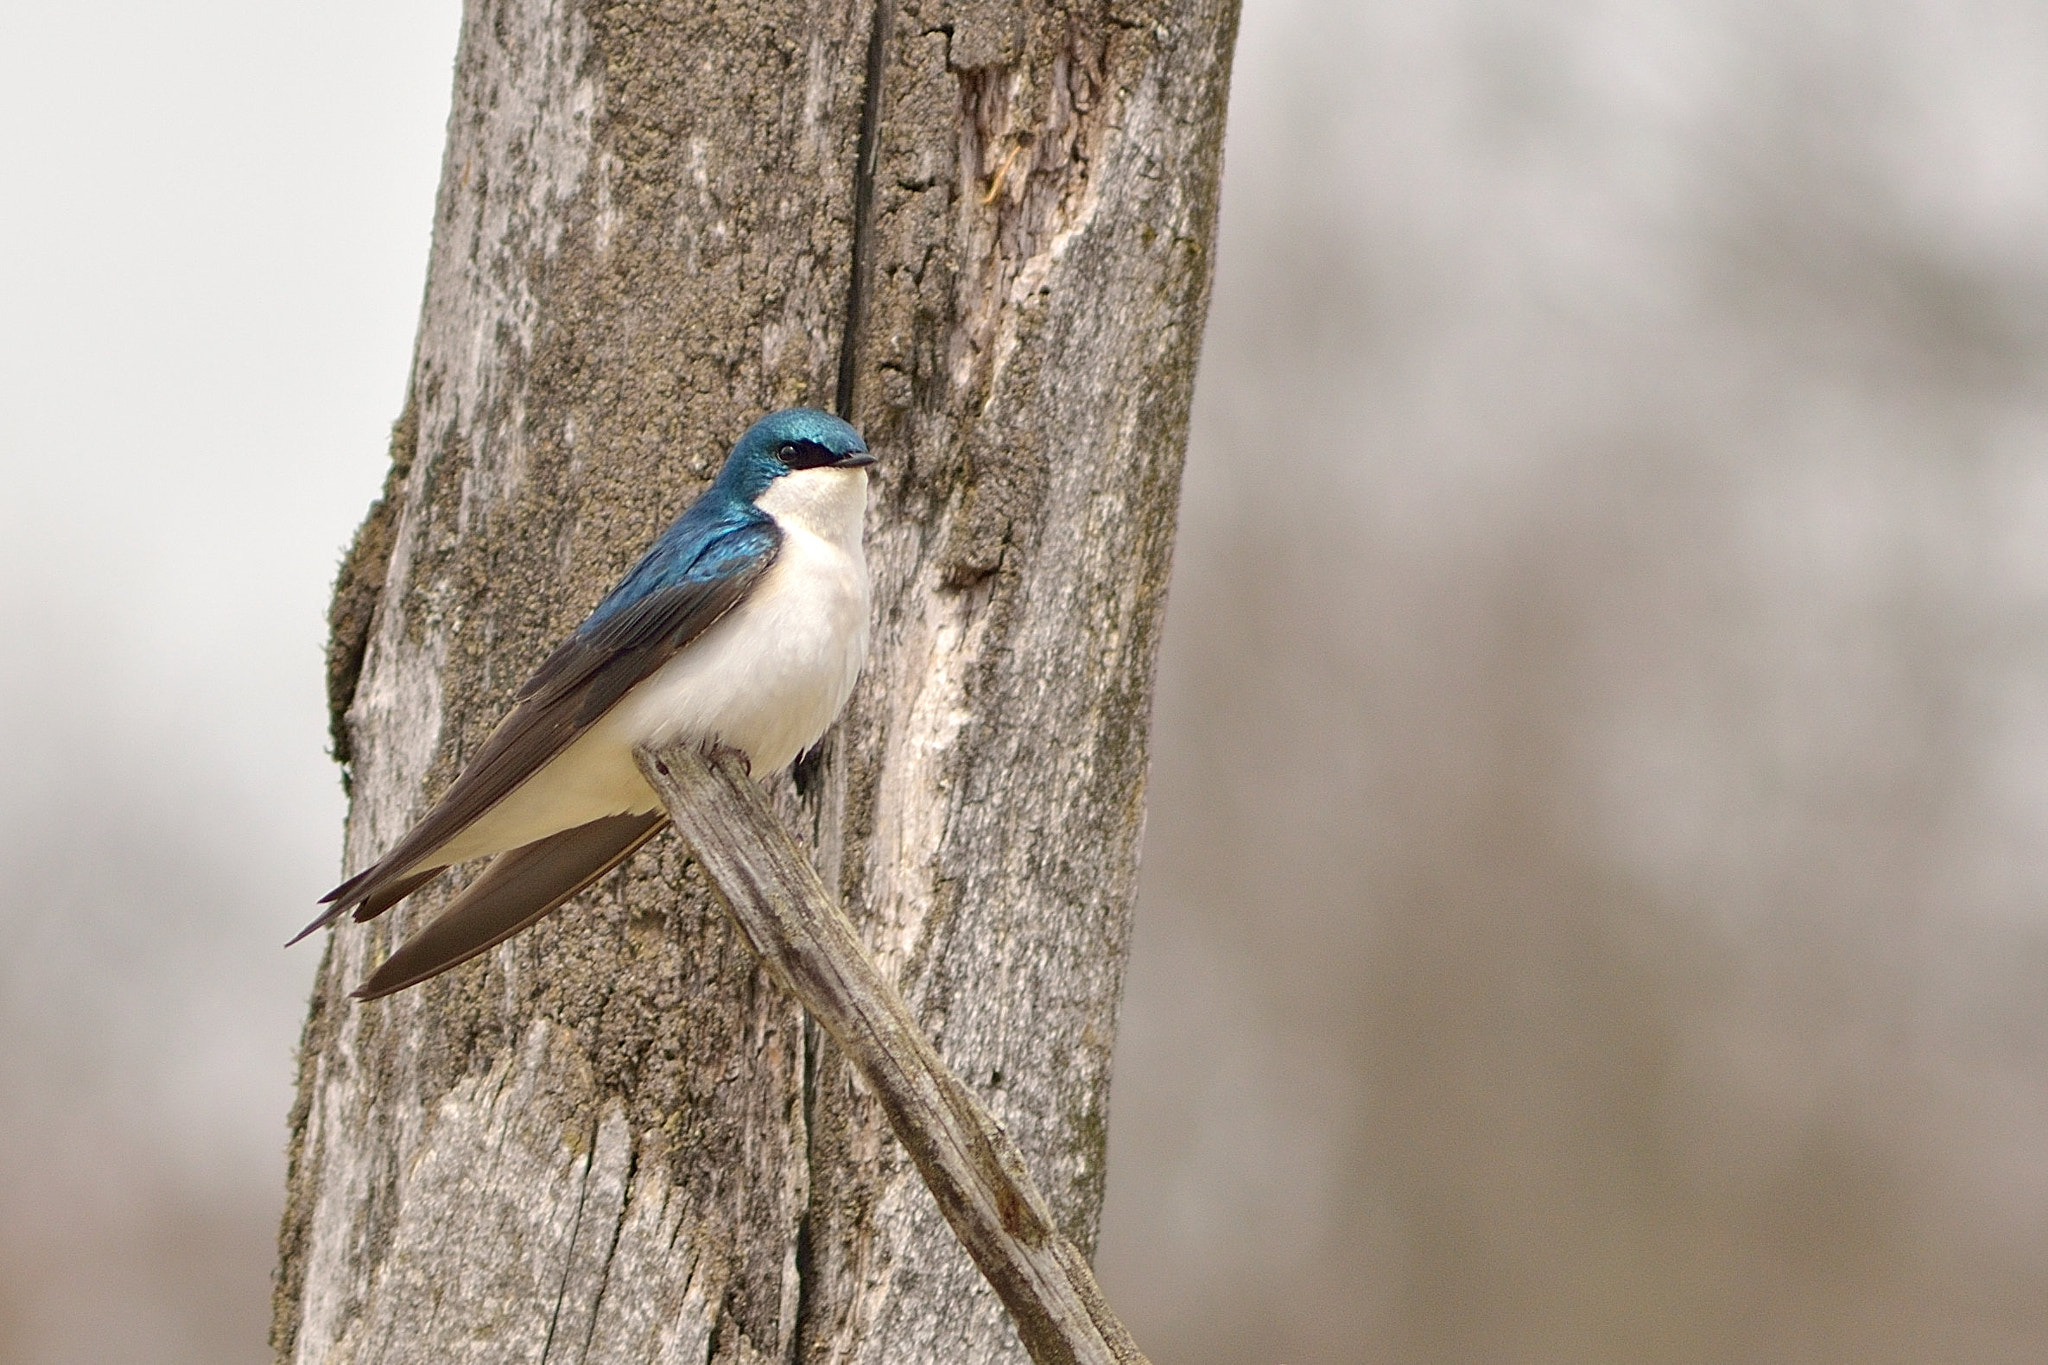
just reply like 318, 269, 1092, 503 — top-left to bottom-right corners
354, 866, 445, 922
287, 901, 351, 947
288, 864, 443, 946
352, 811, 667, 1001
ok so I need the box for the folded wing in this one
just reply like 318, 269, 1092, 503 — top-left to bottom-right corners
294, 514, 780, 945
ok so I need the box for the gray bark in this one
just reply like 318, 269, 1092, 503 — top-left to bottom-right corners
277, 1, 1236, 1362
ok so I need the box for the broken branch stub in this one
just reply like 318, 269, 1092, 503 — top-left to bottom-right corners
633, 740, 1149, 1365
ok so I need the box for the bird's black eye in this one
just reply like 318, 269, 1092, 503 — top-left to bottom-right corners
780, 439, 841, 470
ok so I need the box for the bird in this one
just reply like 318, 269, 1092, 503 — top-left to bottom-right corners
295, 407, 874, 1001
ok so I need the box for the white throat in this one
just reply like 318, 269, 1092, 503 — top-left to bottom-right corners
754, 465, 869, 550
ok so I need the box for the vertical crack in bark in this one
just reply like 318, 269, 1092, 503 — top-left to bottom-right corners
577, 1138, 634, 1365
811, 2, 888, 1341
537, 1126, 597, 1365
790, 1017, 821, 1365
835, 0, 891, 419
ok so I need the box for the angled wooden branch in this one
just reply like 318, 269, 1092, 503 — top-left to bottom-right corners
635, 740, 1150, 1365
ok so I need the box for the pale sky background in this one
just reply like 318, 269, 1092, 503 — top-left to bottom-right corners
1, 4, 457, 1358
6, 2, 2048, 1362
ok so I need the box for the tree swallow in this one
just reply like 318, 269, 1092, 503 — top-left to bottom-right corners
296, 408, 874, 1000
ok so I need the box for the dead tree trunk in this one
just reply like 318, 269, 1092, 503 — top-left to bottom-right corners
276, 2, 1236, 1362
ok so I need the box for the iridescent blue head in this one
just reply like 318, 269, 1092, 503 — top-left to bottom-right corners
714, 408, 873, 502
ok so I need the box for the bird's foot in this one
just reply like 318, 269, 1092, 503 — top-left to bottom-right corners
699, 739, 752, 776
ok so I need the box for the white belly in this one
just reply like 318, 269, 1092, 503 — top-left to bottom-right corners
430, 467, 869, 866
607, 510, 870, 773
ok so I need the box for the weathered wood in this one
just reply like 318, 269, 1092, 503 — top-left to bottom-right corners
638, 742, 1148, 1365
279, 0, 1237, 1361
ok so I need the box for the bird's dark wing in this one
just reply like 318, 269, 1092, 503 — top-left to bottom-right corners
351, 810, 668, 1000
293, 516, 780, 943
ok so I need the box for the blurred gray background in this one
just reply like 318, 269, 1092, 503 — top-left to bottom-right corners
4, 1, 2047, 1361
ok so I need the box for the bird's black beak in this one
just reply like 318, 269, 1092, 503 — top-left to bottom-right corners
834, 450, 877, 469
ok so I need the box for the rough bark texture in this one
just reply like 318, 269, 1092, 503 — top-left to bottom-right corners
278, 1, 1237, 1362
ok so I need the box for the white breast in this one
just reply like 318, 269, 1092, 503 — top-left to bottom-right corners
609, 465, 872, 772
428, 467, 870, 866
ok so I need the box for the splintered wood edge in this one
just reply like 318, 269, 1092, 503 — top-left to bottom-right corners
634, 739, 1149, 1365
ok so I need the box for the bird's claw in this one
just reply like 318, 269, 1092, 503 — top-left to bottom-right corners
699, 740, 752, 776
